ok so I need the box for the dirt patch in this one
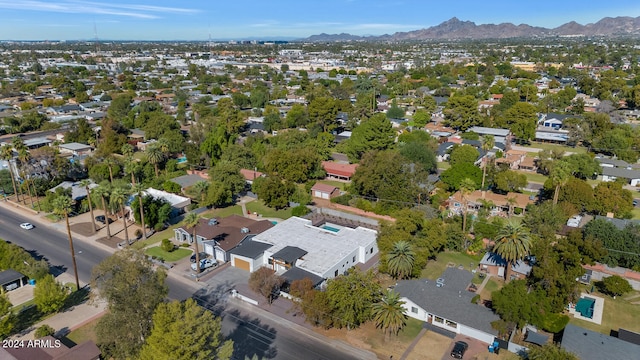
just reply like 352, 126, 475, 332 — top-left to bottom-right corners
317, 322, 414, 359
70, 222, 98, 237
406, 331, 451, 360
96, 236, 122, 249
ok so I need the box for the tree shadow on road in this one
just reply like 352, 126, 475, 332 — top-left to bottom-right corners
224, 308, 278, 360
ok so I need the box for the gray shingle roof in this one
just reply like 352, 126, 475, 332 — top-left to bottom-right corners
561, 324, 640, 360
282, 267, 324, 286
272, 246, 308, 264
0, 269, 26, 285
229, 238, 273, 259
395, 268, 499, 335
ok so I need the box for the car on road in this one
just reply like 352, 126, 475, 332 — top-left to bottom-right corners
450, 341, 468, 359
20, 223, 34, 230
191, 258, 217, 271
190, 252, 209, 263
95, 215, 113, 224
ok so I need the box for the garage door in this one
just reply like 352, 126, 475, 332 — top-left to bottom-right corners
234, 258, 251, 271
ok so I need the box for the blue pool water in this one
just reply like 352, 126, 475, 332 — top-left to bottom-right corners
322, 225, 340, 232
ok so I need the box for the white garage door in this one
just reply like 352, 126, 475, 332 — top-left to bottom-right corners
459, 324, 495, 344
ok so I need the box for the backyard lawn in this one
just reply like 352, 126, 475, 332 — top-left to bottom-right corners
420, 251, 483, 280
66, 317, 100, 345
245, 200, 293, 220
316, 180, 347, 191
145, 246, 191, 262
528, 142, 588, 154
569, 289, 640, 335
479, 277, 503, 300
200, 205, 244, 219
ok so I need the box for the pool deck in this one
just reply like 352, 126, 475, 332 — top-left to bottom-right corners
568, 293, 604, 324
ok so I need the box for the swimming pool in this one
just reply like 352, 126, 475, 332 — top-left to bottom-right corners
575, 297, 595, 318
322, 225, 340, 233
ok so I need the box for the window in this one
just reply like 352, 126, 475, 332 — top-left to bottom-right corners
334, 270, 338, 277
434, 316, 444, 324
411, 307, 418, 314
446, 320, 457, 328
353, 256, 356, 262
370, 248, 374, 254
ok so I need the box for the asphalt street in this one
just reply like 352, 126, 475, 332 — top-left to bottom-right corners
0, 204, 371, 360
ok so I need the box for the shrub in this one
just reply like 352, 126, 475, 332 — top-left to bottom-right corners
34, 324, 55, 338
471, 294, 480, 304
291, 205, 310, 217
134, 229, 143, 239
599, 275, 633, 297
540, 313, 570, 333
180, 243, 190, 248
161, 239, 175, 253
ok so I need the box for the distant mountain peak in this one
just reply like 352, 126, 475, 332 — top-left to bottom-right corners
299, 15, 640, 42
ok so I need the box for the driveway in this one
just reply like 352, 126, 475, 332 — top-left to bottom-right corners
441, 334, 490, 360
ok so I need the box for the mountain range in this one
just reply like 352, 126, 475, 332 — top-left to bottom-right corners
301, 16, 640, 42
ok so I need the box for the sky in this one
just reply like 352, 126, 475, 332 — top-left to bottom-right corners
1, 0, 640, 41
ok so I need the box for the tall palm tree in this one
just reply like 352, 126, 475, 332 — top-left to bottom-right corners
17, 149, 31, 205
493, 220, 532, 282
146, 143, 163, 177
52, 195, 80, 291
459, 178, 476, 233
104, 156, 116, 183
192, 181, 209, 204
184, 212, 202, 274
387, 241, 415, 280
111, 185, 131, 246
481, 135, 495, 190
550, 161, 572, 205
0, 144, 19, 202
122, 143, 137, 185
132, 183, 147, 240
30, 177, 41, 212
80, 179, 97, 233
372, 290, 407, 341
93, 181, 112, 238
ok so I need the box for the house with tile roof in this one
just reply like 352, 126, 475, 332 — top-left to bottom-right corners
321, 161, 358, 181
311, 182, 340, 200
448, 190, 534, 217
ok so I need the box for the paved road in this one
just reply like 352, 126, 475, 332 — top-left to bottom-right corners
0, 204, 370, 360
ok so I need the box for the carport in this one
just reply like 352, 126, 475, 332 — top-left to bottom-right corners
0, 269, 28, 291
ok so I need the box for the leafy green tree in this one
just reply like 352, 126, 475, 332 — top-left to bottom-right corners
146, 143, 164, 177
52, 195, 80, 291
308, 96, 339, 132
0, 290, 16, 339
372, 290, 407, 340
492, 280, 537, 328
493, 220, 532, 282
557, 178, 594, 213
263, 148, 323, 183
248, 267, 284, 304
285, 103, 309, 128
91, 249, 168, 360
33, 274, 68, 314
523, 201, 568, 238
449, 145, 480, 166
139, 298, 233, 360
560, 153, 601, 179
549, 161, 572, 205
494, 170, 527, 193
443, 95, 480, 130
600, 275, 633, 297
527, 343, 578, 360
398, 141, 437, 174
386, 99, 405, 119
387, 241, 415, 279
411, 108, 431, 127
107, 94, 132, 122
325, 269, 381, 329
343, 113, 395, 161
440, 163, 482, 191
252, 176, 295, 209
591, 181, 634, 218
34, 324, 56, 339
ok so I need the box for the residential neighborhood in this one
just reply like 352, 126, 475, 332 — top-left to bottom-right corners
1, 8, 640, 360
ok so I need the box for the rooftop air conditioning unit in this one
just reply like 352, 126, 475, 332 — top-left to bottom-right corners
240, 227, 249, 234
208, 218, 218, 226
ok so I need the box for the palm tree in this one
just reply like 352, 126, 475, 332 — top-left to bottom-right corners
146, 143, 163, 177
111, 186, 131, 246
481, 135, 495, 190
80, 179, 97, 233
52, 195, 80, 291
184, 212, 202, 274
121, 144, 137, 185
192, 181, 209, 204
29, 177, 41, 212
460, 178, 476, 233
0, 144, 19, 202
132, 183, 147, 240
93, 182, 112, 238
387, 241, 415, 280
550, 161, 572, 205
372, 290, 407, 341
493, 220, 532, 282
104, 156, 116, 183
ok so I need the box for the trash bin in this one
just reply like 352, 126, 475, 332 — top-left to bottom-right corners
28, 279, 36, 285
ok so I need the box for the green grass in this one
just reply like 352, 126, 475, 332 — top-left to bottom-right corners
437, 162, 451, 171
245, 200, 293, 220
66, 317, 100, 345
630, 207, 640, 220
397, 317, 424, 342
145, 246, 191, 262
131, 235, 162, 250
517, 171, 548, 184
45, 214, 61, 222
529, 142, 588, 154
10, 298, 35, 312
199, 205, 244, 219
420, 251, 483, 280
484, 278, 502, 293
569, 289, 640, 334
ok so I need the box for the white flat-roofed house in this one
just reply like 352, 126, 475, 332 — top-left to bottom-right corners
58, 142, 92, 157
251, 217, 378, 281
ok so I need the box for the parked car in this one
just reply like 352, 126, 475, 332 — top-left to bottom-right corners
190, 252, 209, 263
95, 215, 113, 224
191, 258, 217, 271
450, 341, 468, 359
20, 223, 34, 230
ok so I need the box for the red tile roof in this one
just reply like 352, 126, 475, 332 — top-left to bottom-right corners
321, 161, 358, 178
311, 182, 339, 194
240, 168, 264, 181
